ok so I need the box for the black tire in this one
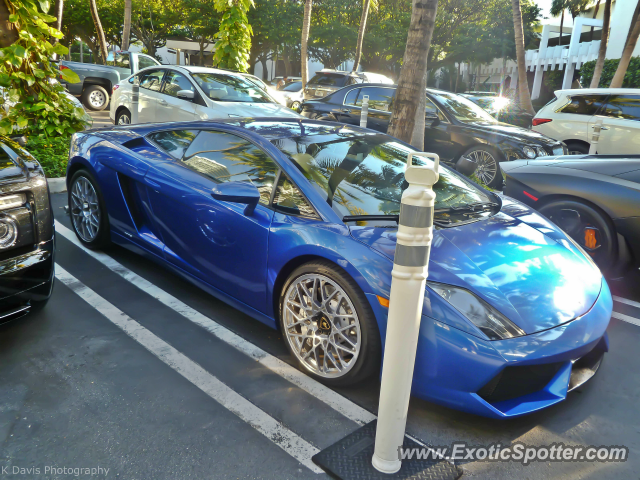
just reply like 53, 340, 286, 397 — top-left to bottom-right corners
539, 199, 617, 270
279, 261, 381, 387
115, 108, 132, 125
82, 85, 109, 111
565, 141, 589, 155
68, 169, 111, 249
463, 145, 504, 189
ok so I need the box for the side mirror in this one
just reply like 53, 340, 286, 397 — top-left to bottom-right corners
211, 181, 261, 215
425, 112, 439, 126
177, 89, 195, 100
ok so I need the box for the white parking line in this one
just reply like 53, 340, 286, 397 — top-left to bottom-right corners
55, 221, 376, 426
613, 295, 640, 310
612, 311, 640, 327
55, 264, 323, 474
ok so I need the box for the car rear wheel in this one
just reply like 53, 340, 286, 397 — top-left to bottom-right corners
279, 261, 381, 386
82, 85, 109, 111
464, 145, 503, 188
68, 169, 111, 249
539, 199, 617, 270
116, 109, 132, 125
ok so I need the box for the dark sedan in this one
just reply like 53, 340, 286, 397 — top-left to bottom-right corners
462, 95, 534, 129
301, 84, 566, 188
0, 136, 55, 323
501, 155, 640, 272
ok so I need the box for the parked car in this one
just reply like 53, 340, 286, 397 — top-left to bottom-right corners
532, 88, 640, 155
60, 51, 161, 111
303, 70, 393, 100
110, 65, 302, 125
239, 73, 288, 106
463, 95, 534, 129
0, 136, 54, 323
66, 117, 611, 418
269, 76, 302, 88
501, 155, 640, 272
280, 81, 303, 110
301, 84, 567, 187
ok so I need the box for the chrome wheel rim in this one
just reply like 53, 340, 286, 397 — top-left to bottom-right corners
70, 177, 101, 242
468, 149, 497, 184
118, 114, 131, 124
89, 90, 106, 108
283, 274, 362, 378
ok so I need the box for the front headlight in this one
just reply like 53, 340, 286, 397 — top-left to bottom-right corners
0, 216, 18, 248
523, 146, 537, 158
536, 147, 547, 157
428, 282, 526, 340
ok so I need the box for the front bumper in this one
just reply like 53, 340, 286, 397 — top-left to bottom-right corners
0, 237, 55, 322
395, 279, 611, 418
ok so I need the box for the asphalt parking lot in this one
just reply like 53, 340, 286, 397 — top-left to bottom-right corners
2, 112, 640, 479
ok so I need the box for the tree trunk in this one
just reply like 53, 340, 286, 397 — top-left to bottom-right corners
55, 0, 64, 31
511, 0, 535, 114
589, 0, 601, 41
454, 62, 460, 93
499, 57, 507, 96
559, 10, 564, 46
590, 0, 611, 88
0, 0, 19, 48
611, 10, 640, 88
283, 46, 291, 76
199, 38, 206, 66
387, 0, 439, 150
301, 0, 313, 88
122, 0, 132, 50
352, 0, 371, 72
89, 0, 109, 64
260, 57, 269, 80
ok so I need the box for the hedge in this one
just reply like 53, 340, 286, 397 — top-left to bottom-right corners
25, 135, 71, 178
580, 56, 640, 88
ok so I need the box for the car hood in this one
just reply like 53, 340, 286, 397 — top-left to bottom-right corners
463, 122, 557, 145
349, 200, 602, 335
213, 102, 301, 118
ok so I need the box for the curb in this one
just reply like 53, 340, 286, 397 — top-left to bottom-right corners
47, 177, 67, 193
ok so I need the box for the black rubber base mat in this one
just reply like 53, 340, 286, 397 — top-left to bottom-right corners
312, 421, 463, 480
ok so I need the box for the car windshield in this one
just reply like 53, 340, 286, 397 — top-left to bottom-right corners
283, 81, 302, 92
191, 73, 273, 103
269, 126, 493, 222
308, 73, 348, 87
243, 75, 268, 91
433, 91, 498, 124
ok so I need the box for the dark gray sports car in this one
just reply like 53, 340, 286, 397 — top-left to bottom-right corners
501, 155, 640, 272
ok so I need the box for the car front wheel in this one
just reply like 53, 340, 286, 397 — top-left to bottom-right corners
68, 169, 111, 249
279, 261, 381, 386
116, 109, 132, 125
464, 145, 503, 188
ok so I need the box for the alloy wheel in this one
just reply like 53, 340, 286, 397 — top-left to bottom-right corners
118, 114, 131, 125
283, 274, 362, 378
70, 176, 101, 242
468, 149, 497, 185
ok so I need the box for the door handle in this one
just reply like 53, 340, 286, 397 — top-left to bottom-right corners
592, 125, 609, 130
158, 99, 168, 106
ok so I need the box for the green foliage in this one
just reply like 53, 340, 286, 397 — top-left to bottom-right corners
212, 0, 254, 72
25, 134, 71, 177
0, 0, 90, 137
543, 68, 565, 90
580, 57, 640, 88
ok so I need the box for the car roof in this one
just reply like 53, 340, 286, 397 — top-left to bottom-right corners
554, 88, 640, 96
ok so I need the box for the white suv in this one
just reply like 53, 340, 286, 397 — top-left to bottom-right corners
532, 88, 640, 155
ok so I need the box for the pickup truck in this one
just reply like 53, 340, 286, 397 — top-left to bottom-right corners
60, 51, 161, 111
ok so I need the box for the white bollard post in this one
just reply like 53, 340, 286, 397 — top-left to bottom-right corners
360, 95, 370, 128
372, 152, 439, 474
589, 119, 602, 154
131, 77, 139, 125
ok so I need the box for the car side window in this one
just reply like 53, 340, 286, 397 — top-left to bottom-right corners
138, 55, 158, 70
272, 174, 317, 218
356, 87, 395, 112
559, 95, 607, 115
601, 95, 640, 121
162, 71, 195, 98
183, 131, 278, 205
139, 70, 165, 92
344, 88, 359, 106
425, 97, 447, 122
148, 130, 198, 159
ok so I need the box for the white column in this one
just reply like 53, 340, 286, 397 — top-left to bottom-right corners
531, 25, 551, 100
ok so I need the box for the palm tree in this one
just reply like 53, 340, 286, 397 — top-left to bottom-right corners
610, 3, 640, 87
89, 0, 109, 64
301, 0, 313, 89
511, 0, 535, 114
550, 0, 567, 46
122, 0, 132, 50
386, 0, 439, 150
590, 0, 611, 88
352, 0, 378, 73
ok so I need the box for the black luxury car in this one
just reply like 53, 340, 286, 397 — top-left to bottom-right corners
0, 136, 55, 323
501, 155, 640, 271
461, 95, 534, 129
301, 84, 567, 187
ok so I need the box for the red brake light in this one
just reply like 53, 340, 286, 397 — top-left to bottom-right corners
523, 190, 538, 201
532, 118, 552, 127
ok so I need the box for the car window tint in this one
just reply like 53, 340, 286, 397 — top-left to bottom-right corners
138, 55, 158, 69
162, 71, 195, 98
148, 130, 198, 159
139, 70, 164, 92
356, 87, 395, 112
601, 95, 640, 120
273, 174, 317, 217
183, 131, 278, 205
559, 95, 607, 115
344, 88, 359, 105
308, 74, 348, 87
113, 53, 130, 69
282, 81, 302, 92
425, 97, 446, 121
